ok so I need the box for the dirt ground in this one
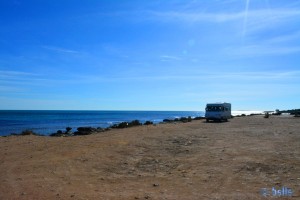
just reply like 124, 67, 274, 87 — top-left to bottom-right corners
0, 115, 299, 199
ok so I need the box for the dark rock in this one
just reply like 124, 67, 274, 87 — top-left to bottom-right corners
73, 131, 92, 136
20, 130, 39, 136
50, 130, 66, 137
163, 119, 173, 123
117, 122, 129, 128
294, 113, 300, 117
193, 116, 205, 120
264, 113, 270, 118
179, 117, 188, 123
144, 121, 153, 125
73, 127, 96, 135
77, 127, 96, 132
97, 127, 105, 132
111, 120, 142, 129
128, 120, 142, 127
66, 127, 72, 134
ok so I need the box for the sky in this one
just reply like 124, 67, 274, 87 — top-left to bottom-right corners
0, 0, 300, 111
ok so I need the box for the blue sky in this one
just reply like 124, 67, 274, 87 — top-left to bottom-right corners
0, 0, 299, 111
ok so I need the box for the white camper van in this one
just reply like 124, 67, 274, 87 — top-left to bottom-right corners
205, 103, 231, 122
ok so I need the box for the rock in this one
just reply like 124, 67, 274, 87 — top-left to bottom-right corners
264, 112, 270, 118
144, 121, 153, 125
19, 130, 39, 136
128, 120, 142, 127
116, 122, 129, 128
163, 119, 174, 123
97, 127, 105, 132
153, 183, 159, 187
179, 117, 188, 123
50, 130, 65, 137
74, 127, 96, 135
66, 127, 72, 134
194, 116, 205, 120
77, 127, 96, 132
111, 120, 142, 129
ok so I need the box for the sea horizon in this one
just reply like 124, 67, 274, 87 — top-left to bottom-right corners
0, 110, 264, 136
0, 110, 204, 136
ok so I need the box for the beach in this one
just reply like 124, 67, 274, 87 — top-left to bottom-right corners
0, 115, 299, 199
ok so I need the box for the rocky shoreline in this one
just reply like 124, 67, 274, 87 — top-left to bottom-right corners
8, 116, 206, 137
6, 111, 299, 137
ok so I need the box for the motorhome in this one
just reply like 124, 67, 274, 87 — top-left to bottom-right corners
205, 103, 231, 122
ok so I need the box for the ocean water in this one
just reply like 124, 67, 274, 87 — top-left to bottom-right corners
0, 110, 204, 136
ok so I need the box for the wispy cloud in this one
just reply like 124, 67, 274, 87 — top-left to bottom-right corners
147, 8, 300, 34
148, 10, 243, 23
0, 70, 39, 94
0, 85, 24, 93
203, 70, 300, 80
266, 31, 300, 44
42, 46, 79, 54
0, 69, 74, 88
224, 44, 300, 57
0, 70, 39, 79
160, 55, 182, 61
73, 70, 300, 84
244, 9, 300, 34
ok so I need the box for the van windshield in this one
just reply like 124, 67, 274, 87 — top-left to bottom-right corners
206, 106, 224, 111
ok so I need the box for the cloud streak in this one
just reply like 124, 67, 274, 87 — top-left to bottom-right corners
160, 55, 182, 61
224, 44, 300, 57
148, 8, 300, 23
74, 70, 300, 84
42, 46, 79, 54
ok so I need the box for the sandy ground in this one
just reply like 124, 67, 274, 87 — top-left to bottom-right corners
0, 115, 300, 200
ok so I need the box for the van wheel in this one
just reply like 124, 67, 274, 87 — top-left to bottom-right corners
206, 119, 209, 122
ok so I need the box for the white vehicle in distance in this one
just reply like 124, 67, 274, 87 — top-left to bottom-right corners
205, 103, 231, 122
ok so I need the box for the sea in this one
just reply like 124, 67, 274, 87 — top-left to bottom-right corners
0, 110, 204, 136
